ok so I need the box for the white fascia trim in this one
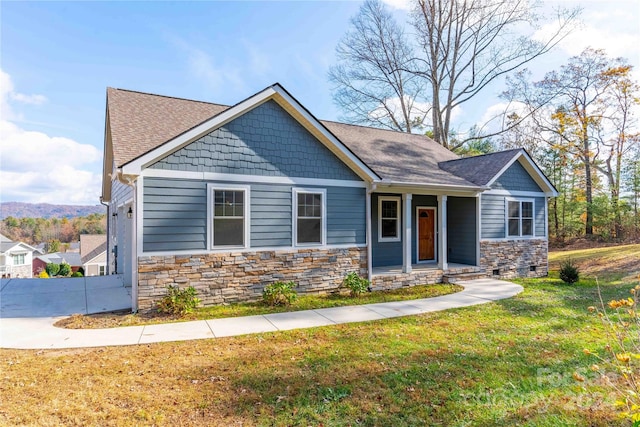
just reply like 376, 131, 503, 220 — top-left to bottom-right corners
485, 151, 558, 197
272, 86, 379, 182
292, 187, 327, 247
122, 87, 277, 175
141, 243, 367, 258
484, 189, 551, 197
375, 181, 486, 196
378, 196, 401, 243
207, 183, 251, 250
85, 252, 107, 265
141, 168, 367, 188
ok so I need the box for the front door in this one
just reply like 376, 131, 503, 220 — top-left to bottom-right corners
418, 208, 435, 261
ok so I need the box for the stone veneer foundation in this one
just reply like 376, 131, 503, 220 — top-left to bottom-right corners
5, 264, 32, 278
480, 239, 548, 279
137, 247, 367, 311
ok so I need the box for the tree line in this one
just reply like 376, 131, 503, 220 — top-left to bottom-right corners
0, 214, 106, 249
330, 0, 639, 242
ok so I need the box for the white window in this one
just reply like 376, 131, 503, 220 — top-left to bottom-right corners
293, 188, 326, 246
207, 184, 250, 249
507, 199, 534, 237
99, 265, 106, 276
378, 197, 401, 242
12, 253, 25, 265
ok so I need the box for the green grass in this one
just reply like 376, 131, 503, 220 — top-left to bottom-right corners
4, 244, 639, 425
57, 283, 463, 329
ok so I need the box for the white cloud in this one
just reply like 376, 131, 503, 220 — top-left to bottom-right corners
0, 70, 101, 205
381, 0, 412, 11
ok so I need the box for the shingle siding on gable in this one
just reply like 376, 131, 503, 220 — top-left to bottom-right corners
142, 178, 366, 252
151, 100, 361, 181
491, 161, 542, 192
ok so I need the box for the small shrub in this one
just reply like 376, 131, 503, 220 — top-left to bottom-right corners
38, 270, 49, 279
71, 271, 83, 277
157, 285, 201, 315
559, 259, 580, 283
342, 271, 370, 297
45, 263, 60, 277
262, 281, 298, 306
58, 263, 71, 277
77, 267, 85, 276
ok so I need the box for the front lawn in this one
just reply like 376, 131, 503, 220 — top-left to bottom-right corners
2, 245, 638, 426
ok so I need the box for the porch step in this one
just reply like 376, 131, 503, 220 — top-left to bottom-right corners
442, 271, 487, 284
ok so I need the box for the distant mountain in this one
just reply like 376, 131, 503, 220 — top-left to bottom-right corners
0, 202, 106, 219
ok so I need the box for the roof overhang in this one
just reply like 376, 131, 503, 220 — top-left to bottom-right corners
374, 180, 488, 197
1, 242, 36, 255
120, 84, 379, 183
486, 150, 559, 197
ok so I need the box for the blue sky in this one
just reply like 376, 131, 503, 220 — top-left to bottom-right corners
1, 0, 639, 206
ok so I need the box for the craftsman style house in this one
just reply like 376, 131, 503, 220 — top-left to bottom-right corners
101, 84, 557, 311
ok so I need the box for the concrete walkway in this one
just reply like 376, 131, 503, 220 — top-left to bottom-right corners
0, 278, 522, 350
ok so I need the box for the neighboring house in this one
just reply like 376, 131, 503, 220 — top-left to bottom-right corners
80, 234, 107, 276
33, 252, 82, 276
0, 233, 35, 278
101, 84, 557, 311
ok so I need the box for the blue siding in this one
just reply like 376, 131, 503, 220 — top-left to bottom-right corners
492, 161, 542, 192
481, 194, 506, 239
151, 100, 361, 181
143, 178, 208, 252
371, 193, 403, 267
481, 194, 547, 239
326, 187, 366, 245
142, 178, 364, 252
447, 197, 477, 264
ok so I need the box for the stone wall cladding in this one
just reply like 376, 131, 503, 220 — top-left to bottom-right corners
371, 269, 444, 291
137, 247, 367, 311
480, 239, 548, 279
10, 264, 32, 278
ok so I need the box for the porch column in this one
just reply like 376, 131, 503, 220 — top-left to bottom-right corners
438, 195, 448, 270
402, 193, 412, 273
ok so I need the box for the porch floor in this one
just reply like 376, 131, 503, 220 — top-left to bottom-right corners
372, 262, 479, 276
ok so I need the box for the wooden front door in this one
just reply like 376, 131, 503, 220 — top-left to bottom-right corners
418, 208, 435, 261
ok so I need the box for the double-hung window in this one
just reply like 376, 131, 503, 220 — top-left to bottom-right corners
12, 253, 25, 265
208, 185, 250, 249
507, 199, 534, 237
294, 188, 325, 246
378, 197, 401, 242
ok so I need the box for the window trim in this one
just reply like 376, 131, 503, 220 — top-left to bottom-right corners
378, 197, 401, 242
292, 188, 326, 247
505, 198, 535, 238
207, 183, 251, 250
12, 253, 26, 265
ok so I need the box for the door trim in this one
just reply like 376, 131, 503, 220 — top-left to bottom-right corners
416, 206, 437, 263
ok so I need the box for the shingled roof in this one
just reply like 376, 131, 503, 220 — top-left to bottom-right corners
80, 234, 107, 264
107, 88, 229, 168
438, 149, 523, 186
104, 86, 488, 190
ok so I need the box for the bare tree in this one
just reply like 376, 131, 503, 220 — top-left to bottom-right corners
329, 0, 426, 132
411, 0, 580, 148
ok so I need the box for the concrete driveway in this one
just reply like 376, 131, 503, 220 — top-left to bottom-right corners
0, 275, 131, 318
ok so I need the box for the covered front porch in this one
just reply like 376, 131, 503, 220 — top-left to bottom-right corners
367, 188, 483, 288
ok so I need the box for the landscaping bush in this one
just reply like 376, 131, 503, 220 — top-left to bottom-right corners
262, 281, 298, 306
342, 271, 370, 297
559, 259, 580, 284
157, 285, 200, 315
58, 263, 71, 277
71, 271, 83, 277
38, 270, 49, 279
77, 266, 85, 276
45, 263, 60, 277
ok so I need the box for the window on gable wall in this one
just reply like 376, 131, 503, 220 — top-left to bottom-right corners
209, 186, 249, 248
379, 197, 401, 242
294, 189, 325, 246
507, 199, 534, 237
12, 253, 25, 265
